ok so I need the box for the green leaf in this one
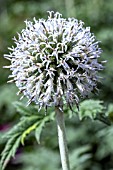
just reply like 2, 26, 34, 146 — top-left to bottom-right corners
35, 112, 55, 144
19, 147, 59, 170
13, 101, 38, 116
78, 99, 105, 120
106, 104, 113, 122
35, 121, 45, 144
21, 122, 39, 145
96, 125, 113, 159
70, 145, 91, 170
13, 101, 31, 115
5, 116, 39, 138
0, 115, 39, 170
0, 134, 21, 170
0, 106, 55, 170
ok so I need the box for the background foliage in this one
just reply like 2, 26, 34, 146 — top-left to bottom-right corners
0, 0, 113, 169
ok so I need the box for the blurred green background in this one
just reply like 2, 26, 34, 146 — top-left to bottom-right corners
0, 0, 113, 169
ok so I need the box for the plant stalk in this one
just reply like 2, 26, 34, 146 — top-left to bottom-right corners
64, 0, 75, 17
55, 106, 70, 170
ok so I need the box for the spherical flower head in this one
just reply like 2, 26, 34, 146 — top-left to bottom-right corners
4, 11, 103, 110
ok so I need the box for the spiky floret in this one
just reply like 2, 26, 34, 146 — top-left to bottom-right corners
4, 11, 103, 110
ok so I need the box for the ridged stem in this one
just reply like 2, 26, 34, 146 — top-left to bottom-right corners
55, 106, 70, 170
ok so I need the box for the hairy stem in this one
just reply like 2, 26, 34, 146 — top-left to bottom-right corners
55, 106, 70, 170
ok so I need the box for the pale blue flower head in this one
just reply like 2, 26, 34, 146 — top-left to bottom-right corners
4, 11, 103, 110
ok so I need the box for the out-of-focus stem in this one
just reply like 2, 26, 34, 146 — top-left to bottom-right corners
64, 0, 75, 17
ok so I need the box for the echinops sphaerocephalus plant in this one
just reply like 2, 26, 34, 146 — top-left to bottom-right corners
3, 11, 105, 170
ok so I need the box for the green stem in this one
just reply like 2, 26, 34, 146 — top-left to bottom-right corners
64, 0, 75, 17
55, 106, 70, 170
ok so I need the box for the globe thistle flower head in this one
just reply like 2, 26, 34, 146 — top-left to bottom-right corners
4, 11, 103, 110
